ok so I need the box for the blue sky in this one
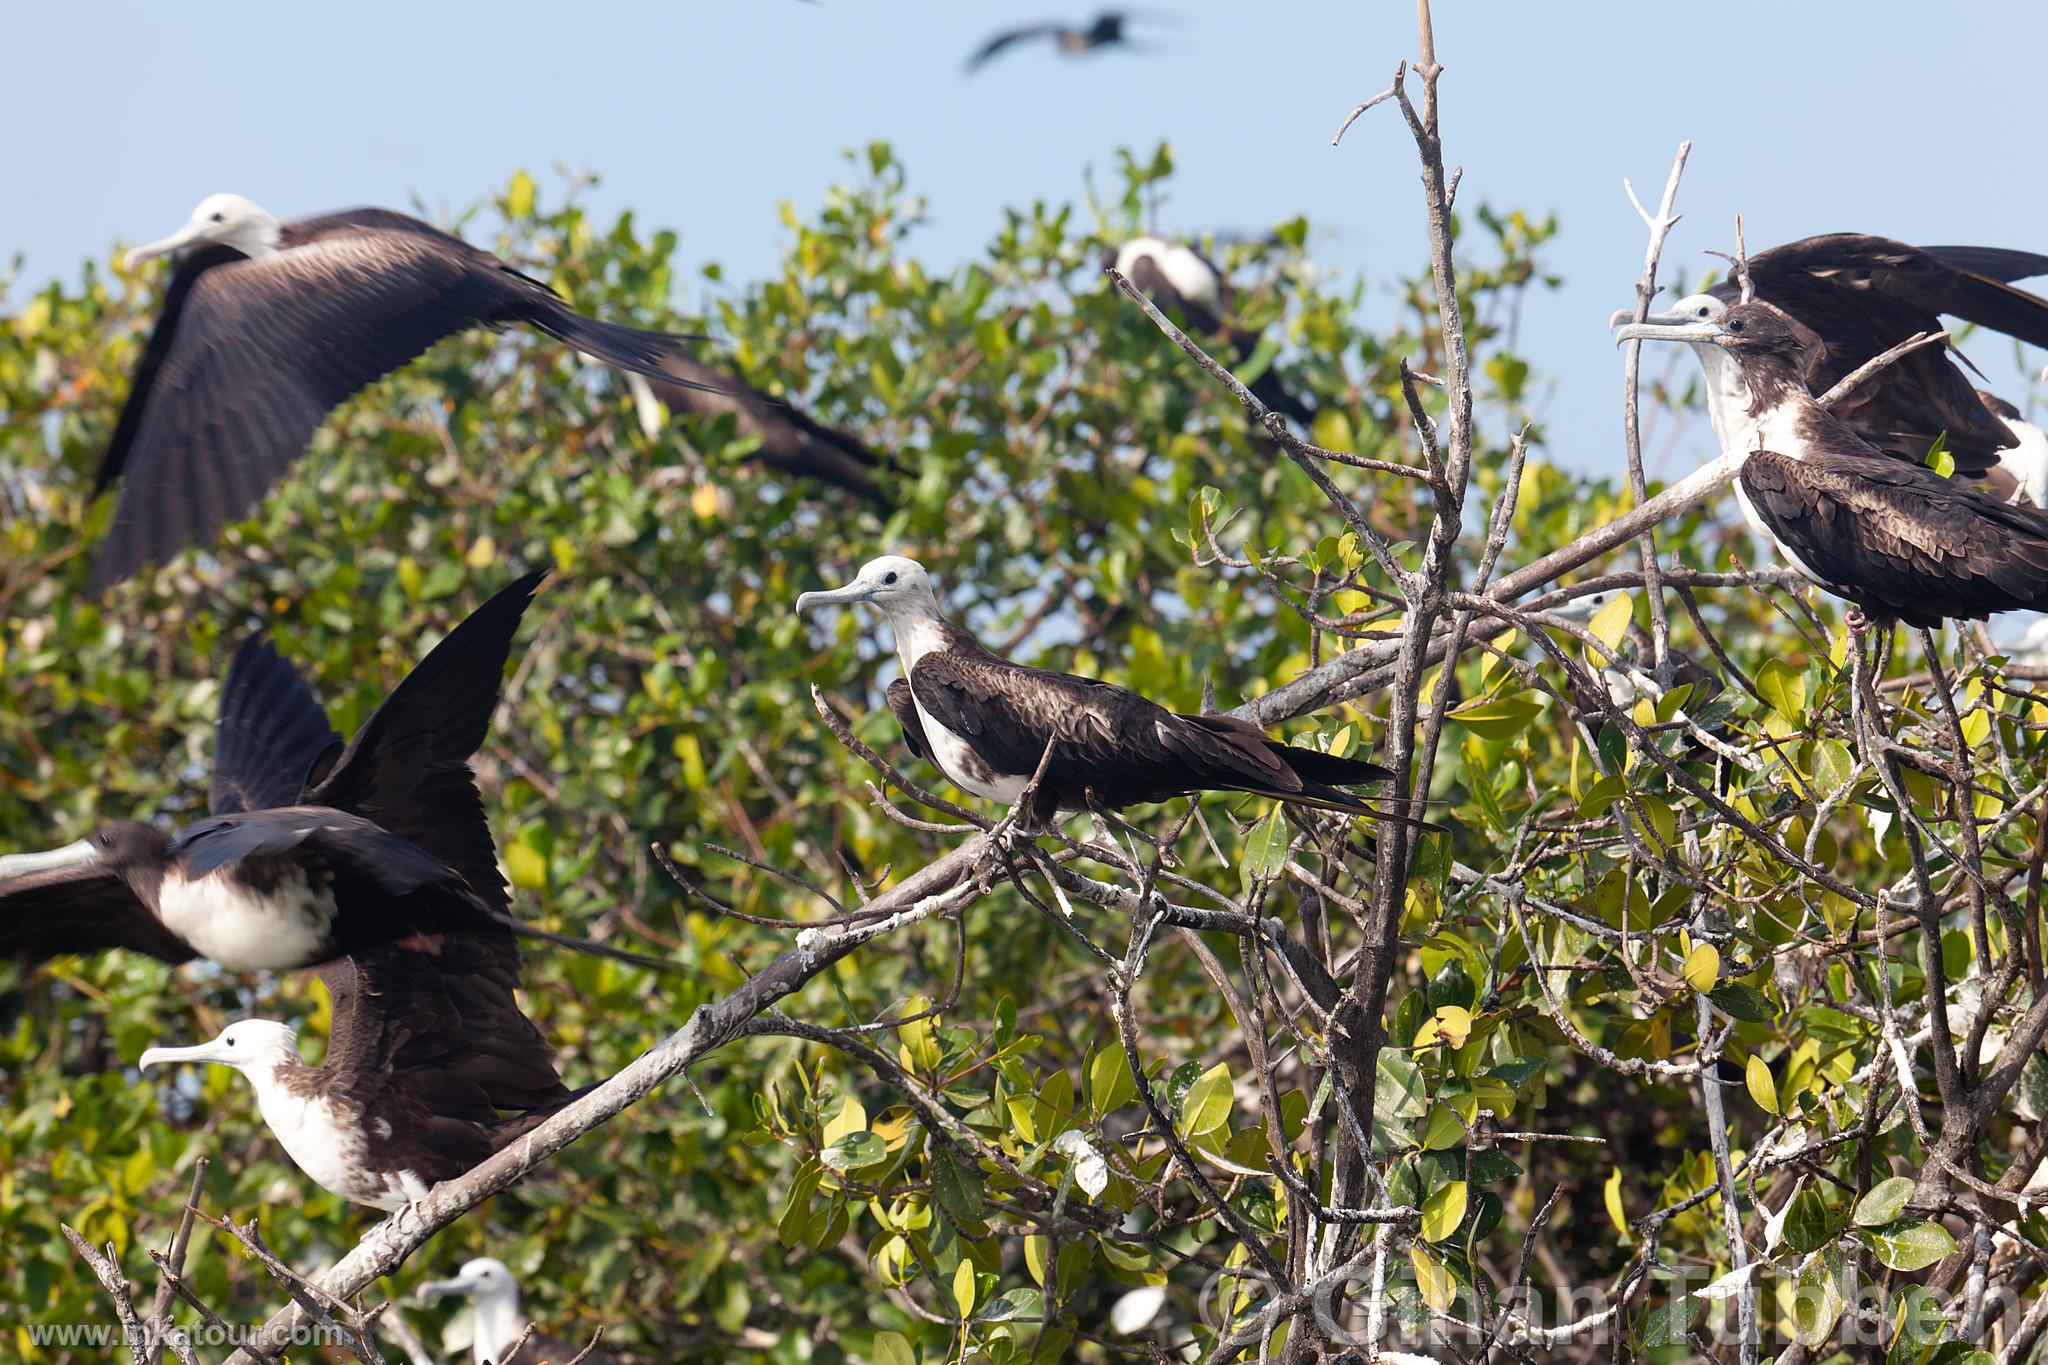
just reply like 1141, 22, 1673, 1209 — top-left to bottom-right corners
6, 1, 2045, 477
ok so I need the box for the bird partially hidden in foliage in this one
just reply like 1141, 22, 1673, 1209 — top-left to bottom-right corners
0, 570, 669, 974
1111, 234, 1317, 427
139, 955, 582, 1216
965, 11, 1151, 72
1616, 301, 2048, 628
796, 555, 1423, 829
417, 1258, 622, 1365
1622, 234, 2048, 505
96, 193, 712, 587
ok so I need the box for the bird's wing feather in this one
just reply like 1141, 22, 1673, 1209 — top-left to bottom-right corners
1741, 449, 2048, 623
646, 352, 888, 502
306, 572, 546, 913
908, 649, 1150, 783
210, 636, 342, 815
0, 864, 197, 964
91, 230, 537, 586
885, 677, 932, 763
966, 23, 1058, 68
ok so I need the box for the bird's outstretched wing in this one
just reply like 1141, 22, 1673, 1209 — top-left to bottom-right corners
211, 635, 342, 816
0, 863, 196, 964
306, 571, 546, 914
966, 22, 1060, 70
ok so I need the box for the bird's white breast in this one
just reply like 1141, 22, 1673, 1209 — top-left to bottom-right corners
1114, 237, 1221, 309
912, 697, 1030, 805
156, 866, 336, 970
249, 1073, 412, 1211
1998, 417, 2048, 508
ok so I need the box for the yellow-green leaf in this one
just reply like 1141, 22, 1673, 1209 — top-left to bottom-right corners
1421, 1180, 1468, 1243
1586, 592, 1635, 653
1411, 1245, 1457, 1311
1746, 1054, 1780, 1115
1683, 943, 1720, 994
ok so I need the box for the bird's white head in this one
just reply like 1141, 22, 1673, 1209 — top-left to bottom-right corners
1610, 291, 1728, 346
139, 1019, 300, 1077
796, 555, 942, 620
125, 193, 282, 270
417, 1257, 521, 1310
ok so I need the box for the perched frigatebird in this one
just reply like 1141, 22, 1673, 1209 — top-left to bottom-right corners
1616, 302, 2048, 627
966, 12, 1142, 71
0, 570, 662, 971
140, 942, 576, 1215
1630, 235, 2048, 501
796, 555, 1405, 826
1112, 234, 1316, 426
418, 1258, 620, 1365
97, 194, 706, 586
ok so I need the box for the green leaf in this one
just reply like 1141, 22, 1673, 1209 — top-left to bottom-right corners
1421, 1180, 1468, 1243
504, 839, 548, 891
1782, 1185, 1835, 1256
1637, 1293, 1697, 1349
1865, 1220, 1956, 1272
1709, 983, 1775, 1023
1746, 1054, 1780, 1115
821, 1131, 886, 1172
977, 1287, 1044, 1323
872, 1331, 916, 1365
952, 1258, 978, 1317
1420, 1102, 1465, 1152
1410, 1245, 1456, 1312
1088, 1046, 1136, 1120
1449, 695, 1545, 740
1586, 592, 1635, 653
1757, 658, 1809, 722
1240, 810, 1289, 891
1682, 943, 1720, 994
932, 1156, 985, 1228
1854, 1176, 1914, 1228
506, 169, 537, 220
1793, 1248, 1850, 1348
1180, 1062, 1232, 1136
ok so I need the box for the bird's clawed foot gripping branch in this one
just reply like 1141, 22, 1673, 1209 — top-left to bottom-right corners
28, 0, 2048, 1361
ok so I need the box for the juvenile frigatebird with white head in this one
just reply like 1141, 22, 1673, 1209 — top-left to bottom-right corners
1625, 235, 2048, 503
417, 1257, 620, 1365
139, 939, 577, 1218
98, 193, 709, 586
1111, 234, 1316, 427
1616, 301, 2048, 627
0, 570, 665, 973
797, 556, 1406, 827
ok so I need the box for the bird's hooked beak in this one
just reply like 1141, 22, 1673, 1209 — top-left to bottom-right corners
138, 1037, 237, 1073
1612, 312, 1726, 348
124, 219, 211, 271
416, 1273, 485, 1305
0, 838, 97, 882
795, 580, 879, 612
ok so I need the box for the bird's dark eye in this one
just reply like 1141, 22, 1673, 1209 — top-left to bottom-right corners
210, 212, 225, 223
225, 1037, 236, 1047
1728, 319, 1744, 334
1695, 306, 1709, 318
884, 572, 899, 585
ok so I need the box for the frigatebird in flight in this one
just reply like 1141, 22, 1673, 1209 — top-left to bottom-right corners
97, 193, 706, 586
1112, 234, 1316, 427
1631, 235, 2048, 503
140, 943, 577, 1215
797, 555, 1408, 827
418, 1258, 621, 1365
1616, 301, 2048, 627
0, 570, 664, 971
966, 12, 1145, 71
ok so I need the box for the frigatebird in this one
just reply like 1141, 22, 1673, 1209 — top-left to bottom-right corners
633, 352, 891, 504
1616, 302, 2048, 627
1631, 235, 2048, 500
140, 942, 576, 1215
0, 570, 662, 971
418, 1258, 619, 1365
97, 193, 706, 586
966, 12, 1141, 71
1112, 235, 1316, 426
796, 556, 1404, 826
